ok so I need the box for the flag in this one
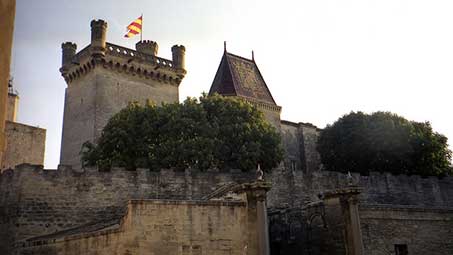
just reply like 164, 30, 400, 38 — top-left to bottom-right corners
124, 16, 142, 38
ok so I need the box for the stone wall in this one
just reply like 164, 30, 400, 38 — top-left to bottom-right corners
280, 121, 321, 174
269, 202, 346, 255
298, 123, 321, 173
269, 169, 453, 255
2, 121, 46, 169
268, 170, 453, 255
280, 121, 302, 171
0, 165, 256, 253
17, 199, 256, 255
270, 169, 453, 208
257, 103, 281, 131
60, 68, 179, 168
2, 165, 453, 253
360, 205, 453, 255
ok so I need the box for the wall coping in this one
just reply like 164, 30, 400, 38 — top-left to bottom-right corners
0, 163, 258, 178
5, 120, 46, 131
129, 199, 246, 207
359, 204, 453, 213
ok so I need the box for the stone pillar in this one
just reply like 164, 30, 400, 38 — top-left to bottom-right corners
324, 186, 364, 255
0, 0, 16, 169
236, 180, 272, 255
257, 196, 270, 255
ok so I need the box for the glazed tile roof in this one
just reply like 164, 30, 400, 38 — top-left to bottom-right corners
209, 51, 277, 105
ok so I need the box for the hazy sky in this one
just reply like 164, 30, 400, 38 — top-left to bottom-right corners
12, 0, 453, 168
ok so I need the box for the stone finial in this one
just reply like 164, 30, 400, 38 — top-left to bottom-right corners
347, 171, 353, 186
90, 19, 107, 57
256, 164, 264, 180
171, 45, 185, 70
136, 40, 158, 56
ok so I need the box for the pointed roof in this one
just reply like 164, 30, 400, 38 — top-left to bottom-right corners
209, 51, 277, 105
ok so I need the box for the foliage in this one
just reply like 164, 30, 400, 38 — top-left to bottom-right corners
317, 111, 452, 176
81, 94, 283, 172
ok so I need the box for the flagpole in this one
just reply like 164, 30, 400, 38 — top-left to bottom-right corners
140, 13, 143, 42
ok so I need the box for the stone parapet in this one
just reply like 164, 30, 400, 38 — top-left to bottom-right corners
61, 43, 185, 85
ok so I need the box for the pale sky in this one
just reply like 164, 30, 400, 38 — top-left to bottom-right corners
12, 0, 453, 169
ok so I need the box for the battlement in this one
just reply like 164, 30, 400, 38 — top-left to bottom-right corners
2, 164, 453, 209
59, 19, 186, 85
136, 40, 158, 56
0, 163, 256, 179
106, 43, 173, 69
61, 42, 184, 85
280, 119, 321, 131
90, 19, 107, 28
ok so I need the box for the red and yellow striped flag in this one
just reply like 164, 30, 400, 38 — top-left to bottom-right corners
124, 16, 142, 38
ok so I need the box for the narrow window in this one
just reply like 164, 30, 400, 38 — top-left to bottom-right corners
395, 244, 408, 255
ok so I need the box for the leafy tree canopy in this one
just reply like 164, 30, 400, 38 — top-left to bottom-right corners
317, 111, 452, 176
81, 94, 283, 172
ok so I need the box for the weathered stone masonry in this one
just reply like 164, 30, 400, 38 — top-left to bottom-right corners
14, 180, 272, 255
3, 122, 46, 169
268, 171, 453, 255
2, 165, 453, 254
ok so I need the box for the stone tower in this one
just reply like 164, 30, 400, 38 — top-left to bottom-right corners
209, 49, 281, 129
59, 19, 186, 168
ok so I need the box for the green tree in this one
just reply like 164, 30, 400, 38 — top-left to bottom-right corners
81, 94, 283, 172
317, 111, 452, 176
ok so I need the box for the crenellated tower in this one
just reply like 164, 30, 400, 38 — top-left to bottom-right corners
59, 19, 187, 168
135, 40, 158, 56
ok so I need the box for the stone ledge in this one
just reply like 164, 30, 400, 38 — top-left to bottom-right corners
129, 199, 246, 207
